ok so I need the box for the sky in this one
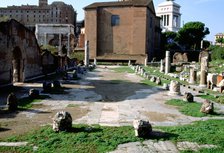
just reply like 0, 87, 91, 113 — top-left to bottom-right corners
1, 0, 223, 42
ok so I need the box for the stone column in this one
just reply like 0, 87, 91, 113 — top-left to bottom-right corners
200, 57, 208, 88
165, 51, 170, 74
128, 60, 131, 66
67, 33, 71, 57
189, 67, 197, 84
144, 57, 148, 66
94, 58, 97, 65
58, 33, 62, 55
160, 59, 164, 73
44, 33, 47, 45
35, 24, 39, 41
84, 40, 89, 67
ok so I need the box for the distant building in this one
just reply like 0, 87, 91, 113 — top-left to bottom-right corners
84, 0, 161, 64
0, 0, 76, 30
156, 0, 181, 32
215, 33, 224, 46
35, 24, 75, 57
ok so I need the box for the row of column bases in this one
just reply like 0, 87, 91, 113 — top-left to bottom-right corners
85, 47, 207, 88
161, 51, 208, 88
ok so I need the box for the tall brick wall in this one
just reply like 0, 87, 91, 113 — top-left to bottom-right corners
0, 19, 42, 85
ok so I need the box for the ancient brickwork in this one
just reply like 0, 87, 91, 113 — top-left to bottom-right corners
0, 19, 42, 85
84, 0, 161, 64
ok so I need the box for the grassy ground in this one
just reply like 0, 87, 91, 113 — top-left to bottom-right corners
158, 119, 224, 153
111, 66, 135, 73
18, 95, 50, 109
0, 125, 142, 153
1, 120, 224, 153
196, 94, 224, 104
165, 99, 221, 117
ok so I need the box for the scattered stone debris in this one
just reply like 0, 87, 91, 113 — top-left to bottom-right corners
200, 99, 214, 114
183, 92, 194, 102
7, 92, 18, 111
29, 89, 40, 99
133, 120, 152, 137
177, 141, 217, 151
53, 111, 72, 132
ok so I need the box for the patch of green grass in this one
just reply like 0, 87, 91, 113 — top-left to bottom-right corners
112, 66, 134, 73
165, 99, 218, 117
0, 125, 142, 153
141, 79, 159, 87
157, 119, 224, 153
141, 78, 170, 87
196, 94, 224, 104
18, 95, 50, 109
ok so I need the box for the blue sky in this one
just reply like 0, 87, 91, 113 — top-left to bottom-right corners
1, 0, 223, 42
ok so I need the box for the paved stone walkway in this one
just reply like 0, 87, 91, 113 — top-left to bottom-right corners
0, 65, 223, 152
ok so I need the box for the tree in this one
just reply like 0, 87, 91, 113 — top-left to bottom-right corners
161, 31, 181, 51
176, 21, 210, 50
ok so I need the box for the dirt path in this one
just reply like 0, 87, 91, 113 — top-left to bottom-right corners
0, 66, 224, 140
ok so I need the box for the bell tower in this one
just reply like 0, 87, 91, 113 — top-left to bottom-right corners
39, 0, 48, 7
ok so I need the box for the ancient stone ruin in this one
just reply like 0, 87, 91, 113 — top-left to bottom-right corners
29, 89, 40, 99
183, 92, 194, 102
200, 100, 214, 114
0, 19, 42, 86
168, 80, 181, 95
7, 92, 18, 111
133, 120, 152, 137
53, 111, 73, 132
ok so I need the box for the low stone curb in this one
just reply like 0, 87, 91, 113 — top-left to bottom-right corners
0, 142, 28, 147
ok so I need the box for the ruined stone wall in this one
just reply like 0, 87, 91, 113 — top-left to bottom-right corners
0, 19, 42, 85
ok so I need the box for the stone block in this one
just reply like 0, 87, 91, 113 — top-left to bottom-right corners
53, 111, 72, 132
133, 120, 152, 137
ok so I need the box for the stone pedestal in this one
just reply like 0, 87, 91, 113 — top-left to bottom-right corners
168, 80, 181, 95
133, 120, 152, 137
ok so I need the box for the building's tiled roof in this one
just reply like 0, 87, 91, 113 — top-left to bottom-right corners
84, 0, 153, 10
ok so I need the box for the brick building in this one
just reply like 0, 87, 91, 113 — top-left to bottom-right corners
84, 0, 161, 64
0, 0, 76, 30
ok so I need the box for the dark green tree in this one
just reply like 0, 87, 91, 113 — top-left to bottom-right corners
176, 21, 210, 50
161, 31, 181, 51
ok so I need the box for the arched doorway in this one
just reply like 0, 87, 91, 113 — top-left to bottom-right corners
12, 47, 24, 83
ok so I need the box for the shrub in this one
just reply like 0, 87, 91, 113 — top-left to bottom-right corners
211, 46, 224, 60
